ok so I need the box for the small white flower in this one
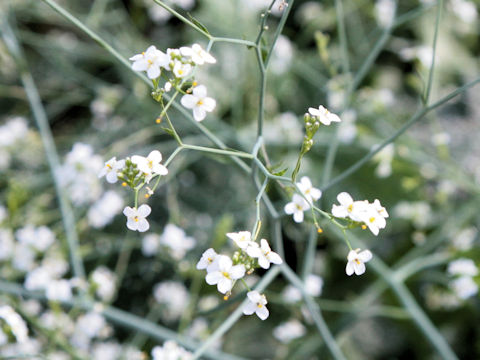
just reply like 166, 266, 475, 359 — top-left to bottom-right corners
284, 193, 310, 223
153, 282, 189, 321
359, 206, 386, 236
163, 81, 172, 92
246, 239, 283, 269
226, 231, 254, 250
296, 176, 322, 203
129, 45, 169, 79
91, 266, 117, 302
243, 291, 269, 320
447, 259, 478, 277
123, 205, 151, 232
142, 234, 160, 256
346, 249, 373, 276
46, 279, 73, 302
172, 60, 193, 78
308, 105, 342, 125
160, 224, 195, 260
331, 192, 367, 221
0, 306, 29, 343
98, 157, 125, 184
205, 255, 245, 294
196, 248, 219, 272
273, 319, 306, 343
180, 43, 216, 65
451, 276, 479, 299
180, 85, 216, 122
152, 340, 193, 360
372, 199, 389, 218
131, 150, 168, 183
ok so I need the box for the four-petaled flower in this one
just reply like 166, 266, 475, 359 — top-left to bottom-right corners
131, 150, 168, 183
98, 157, 125, 184
196, 248, 219, 272
296, 176, 322, 203
308, 105, 342, 125
243, 291, 269, 320
180, 85, 216, 122
346, 249, 373, 276
180, 44, 216, 65
205, 255, 245, 294
172, 61, 192, 78
227, 231, 254, 250
129, 45, 169, 79
247, 239, 283, 269
331, 192, 368, 222
123, 205, 151, 232
284, 194, 311, 223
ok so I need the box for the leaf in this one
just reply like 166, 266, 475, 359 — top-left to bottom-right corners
272, 167, 288, 176
187, 13, 210, 35
162, 127, 174, 137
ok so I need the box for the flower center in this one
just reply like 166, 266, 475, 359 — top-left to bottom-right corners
178, 69, 183, 75
197, 100, 204, 105
207, 257, 212, 263
355, 259, 361, 265
222, 272, 230, 279
347, 204, 353, 212
148, 160, 153, 169
369, 217, 375, 223
257, 303, 263, 308
147, 59, 153, 65
106, 164, 112, 169
134, 216, 139, 222
296, 204, 302, 210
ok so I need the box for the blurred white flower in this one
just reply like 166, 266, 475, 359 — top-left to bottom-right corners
196, 248, 219, 271
160, 224, 196, 260
88, 191, 124, 229
243, 291, 269, 320
181, 85, 216, 122
98, 157, 125, 184
246, 239, 283, 269
296, 176, 322, 203
153, 281, 190, 321
16, 225, 55, 252
91, 342, 121, 360
0, 117, 28, 147
270, 35, 293, 74
142, 233, 161, 256
394, 201, 433, 229
452, 227, 477, 251
273, 319, 306, 343
451, 0, 478, 23
346, 249, 373, 276
123, 205, 151, 232
448, 259, 478, 277
46, 279, 73, 302
180, 44, 216, 65
284, 193, 310, 223
450, 276, 478, 299
331, 192, 366, 221
152, 340, 193, 360
91, 266, 117, 302
308, 105, 342, 125
24, 267, 53, 291
372, 144, 394, 178
129, 45, 169, 79
12, 243, 35, 272
338, 109, 357, 144
226, 231, 254, 250
0, 229, 14, 261
375, 0, 396, 28
282, 274, 323, 303
205, 255, 245, 294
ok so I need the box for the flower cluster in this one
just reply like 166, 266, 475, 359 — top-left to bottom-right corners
284, 176, 321, 223
332, 192, 389, 236
196, 231, 282, 320
99, 150, 169, 233
448, 258, 479, 300
130, 44, 216, 121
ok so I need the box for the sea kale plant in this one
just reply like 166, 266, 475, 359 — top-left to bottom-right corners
0, 0, 479, 359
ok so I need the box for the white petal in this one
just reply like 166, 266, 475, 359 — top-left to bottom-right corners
123, 206, 135, 217
137, 219, 150, 232
230, 265, 246, 279
146, 66, 161, 79
205, 271, 222, 285
153, 164, 168, 175
346, 261, 354, 276
284, 202, 296, 215
126, 219, 138, 231
309, 188, 322, 201
246, 246, 261, 258
106, 171, 118, 184
217, 278, 233, 294
243, 302, 257, 315
131, 155, 146, 165
193, 85, 207, 98
132, 60, 148, 71
268, 252, 283, 265
202, 97, 216, 112
148, 150, 162, 163
331, 204, 348, 218
258, 256, 270, 269
358, 250, 372, 262
247, 291, 262, 303
137, 204, 151, 217
328, 113, 342, 123
353, 261, 366, 275
308, 107, 321, 117
256, 306, 269, 320
293, 211, 304, 223
181, 94, 197, 109
193, 107, 207, 122
337, 192, 353, 205
217, 255, 232, 271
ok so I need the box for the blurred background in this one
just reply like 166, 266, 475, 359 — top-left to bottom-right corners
1, 0, 480, 359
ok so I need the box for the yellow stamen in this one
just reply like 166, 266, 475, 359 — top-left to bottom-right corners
156, 117, 162, 124
106, 164, 112, 169
134, 216, 139, 222
223, 295, 229, 301
355, 259, 361, 265
317, 227, 323, 234
347, 204, 353, 212
192, 81, 198, 87
145, 194, 150, 199
147, 59, 153, 65
178, 69, 183, 75
257, 303, 263, 308
142, 52, 145, 55
369, 217, 375, 223
222, 272, 230, 279
197, 100, 204, 105
361, 224, 367, 230
122, 182, 127, 187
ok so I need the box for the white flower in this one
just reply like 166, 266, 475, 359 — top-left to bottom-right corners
180, 85, 216, 122
16, 225, 55, 252
243, 291, 269, 320
131, 150, 168, 182
142, 234, 160, 256
296, 176, 322, 203
226, 231, 254, 250
284, 193, 310, 223
308, 105, 342, 125
91, 266, 117, 302
346, 249, 373, 276
98, 157, 125, 184
163, 81, 172, 92
123, 205, 151, 232
282, 274, 323, 303
196, 248, 219, 272
451, 276, 479, 299
153, 281, 189, 321
160, 224, 195, 260
46, 279, 73, 302
129, 45, 169, 79
331, 192, 367, 221
205, 255, 245, 294
152, 341, 193, 360
24, 267, 53, 291
180, 43, 216, 65
273, 319, 306, 343
447, 259, 478, 277
172, 60, 193, 78
246, 239, 283, 269
0, 229, 14, 261
359, 206, 387, 236
87, 191, 124, 229
0, 306, 29, 343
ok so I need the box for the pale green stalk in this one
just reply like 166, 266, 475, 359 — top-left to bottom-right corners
424, 0, 443, 104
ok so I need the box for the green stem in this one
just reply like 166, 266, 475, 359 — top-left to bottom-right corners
182, 144, 254, 158
423, 0, 443, 104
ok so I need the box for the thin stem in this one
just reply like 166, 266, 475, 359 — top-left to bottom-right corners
301, 225, 318, 280
423, 0, 443, 104
1, 16, 85, 280
334, 0, 350, 75
212, 37, 257, 48
182, 144, 254, 158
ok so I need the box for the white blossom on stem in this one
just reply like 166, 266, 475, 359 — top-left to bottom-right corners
180, 85, 216, 122
296, 176, 322, 203
123, 205, 151, 232
205, 255, 245, 294
284, 194, 310, 223
180, 44, 216, 65
172, 61, 193, 78
129, 45, 169, 79
98, 157, 125, 184
196, 248, 219, 272
131, 150, 168, 183
243, 291, 269, 320
226, 231, 254, 250
308, 105, 342, 125
246, 239, 282, 269
346, 249, 373, 276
